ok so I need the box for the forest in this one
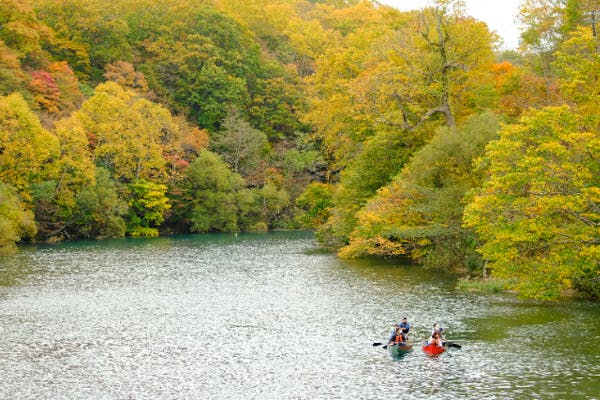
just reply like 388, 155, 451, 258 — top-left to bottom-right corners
0, 0, 598, 300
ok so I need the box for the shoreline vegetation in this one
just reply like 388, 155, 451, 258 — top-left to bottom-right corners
457, 277, 511, 294
0, 0, 598, 301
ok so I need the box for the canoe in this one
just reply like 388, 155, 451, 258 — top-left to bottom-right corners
387, 342, 413, 357
422, 343, 445, 355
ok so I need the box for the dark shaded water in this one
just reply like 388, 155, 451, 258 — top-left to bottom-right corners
0, 232, 598, 399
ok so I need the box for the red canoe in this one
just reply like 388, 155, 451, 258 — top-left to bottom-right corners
422, 343, 445, 355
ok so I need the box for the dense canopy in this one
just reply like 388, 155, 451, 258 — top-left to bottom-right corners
0, 0, 598, 300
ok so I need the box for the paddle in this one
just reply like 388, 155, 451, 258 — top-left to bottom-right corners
374, 341, 412, 350
445, 341, 462, 349
372, 342, 391, 349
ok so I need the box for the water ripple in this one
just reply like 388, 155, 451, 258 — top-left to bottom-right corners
0, 232, 598, 399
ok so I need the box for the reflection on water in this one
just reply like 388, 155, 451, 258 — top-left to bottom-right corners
0, 232, 598, 399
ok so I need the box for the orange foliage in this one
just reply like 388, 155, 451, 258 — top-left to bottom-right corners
103, 61, 149, 92
180, 127, 209, 159
28, 70, 60, 113
490, 61, 561, 120
47, 61, 84, 112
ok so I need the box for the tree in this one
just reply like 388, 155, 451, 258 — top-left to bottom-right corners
210, 108, 269, 179
0, 41, 27, 96
178, 149, 246, 233
295, 182, 334, 229
74, 81, 178, 183
71, 167, 127, 239
28, 70, 60, 113
126, 179, 170, 236
463, 106, 599, 300
103, 60, 149, 92
0, 0, 53, 66
519, 0, 598, 54
0, 92, 59, 200
552, 26, 600, 118
379, 0, 497, 130
31, 115, 95, 239
340, 112, 501, 270
0, 182, 36, 255
319, 129, 417, 245
48, 61, 84, 113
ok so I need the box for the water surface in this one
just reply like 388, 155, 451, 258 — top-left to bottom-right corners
0, 232, 598, 399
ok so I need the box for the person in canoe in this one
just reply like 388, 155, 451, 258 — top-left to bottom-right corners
398, 317, 410, 341
425, 323, 462, 349
429, 331, 443, 348
430, 323, 445, 342
427, 323, 445, 346
387, 325, 405, 346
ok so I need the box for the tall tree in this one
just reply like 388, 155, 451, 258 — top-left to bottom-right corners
74, 81, 179, 183
0, 92, 59, 200
179, 149, 246, 233
463, 106, 599, 300
210, 108, 269, 179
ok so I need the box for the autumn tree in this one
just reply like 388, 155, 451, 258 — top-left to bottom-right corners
74, 81, 178, 183
126, 180, 170, 237
0, 182, 37, 255
519, 0, 598, 54
70, 167, 127, 239
463, 107, 599, 300
31, 115, 97, 239
210, 108, 270, 180
0, 92, 59, 200
0, 41, 27, 95
0, 0, 53, 66
341, 112, 501, 270
28, 69, 60, 113
48, 61, 84, 113
552, 26, 600, 120
103, 60, 149, 92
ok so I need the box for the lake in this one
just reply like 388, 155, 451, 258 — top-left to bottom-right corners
0, 231, 598, 399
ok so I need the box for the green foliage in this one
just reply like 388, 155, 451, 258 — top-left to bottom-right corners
71, 168, 127, 239
0, 182, 37, 255
126, 180, 170, 236
180, 149, 245, 233
255, 182, 291, 227
457, 277, 510, 294
319, 129, 420, 245
295, 182, 334, 229
463, 106, 599, 300
340, 112, 501, 270
185, 63, 249, 131
210, 108, 269, 178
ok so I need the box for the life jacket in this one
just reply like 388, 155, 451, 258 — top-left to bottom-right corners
393, 333, 404, 343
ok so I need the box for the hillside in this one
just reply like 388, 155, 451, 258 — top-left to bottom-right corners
0, 0, 598, 300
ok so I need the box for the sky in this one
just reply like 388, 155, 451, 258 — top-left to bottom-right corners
377, 0, 523, 50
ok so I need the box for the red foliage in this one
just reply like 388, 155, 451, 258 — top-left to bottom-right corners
28, 70, 60, 113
